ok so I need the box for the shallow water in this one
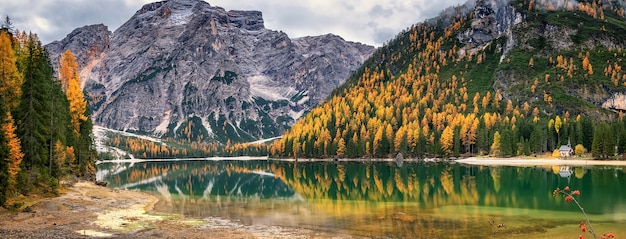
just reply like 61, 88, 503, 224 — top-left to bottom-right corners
97, 160, 626, 238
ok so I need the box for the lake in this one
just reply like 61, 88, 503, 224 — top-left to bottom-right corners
96, 159, 626, 238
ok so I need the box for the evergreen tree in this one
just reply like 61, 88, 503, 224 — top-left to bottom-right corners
0, 97, 9, 206
476, 127, 490, 155
49, 80, 70, 178
453, 127, 461, 156
500, 129, 513, 157
603, 125, 615, 158
591, 123, 613, 159
581, 117, 594, 150
15, 34, 53, 170
620, 124, 626, 155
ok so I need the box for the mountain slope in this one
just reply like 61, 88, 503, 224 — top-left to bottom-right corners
270, 0, 626, 159
46, 0, 374, 144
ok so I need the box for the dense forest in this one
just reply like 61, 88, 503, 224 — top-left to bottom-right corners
94, 0, 626, 161
268, 0, 626, 159
0, 18, 97, 207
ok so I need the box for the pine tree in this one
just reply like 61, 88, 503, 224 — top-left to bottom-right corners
592, 124, 604, 158
499, 129, 513, 157
0, 97, 9, 206
16, 34, 53, 170
49, 80, 71, 178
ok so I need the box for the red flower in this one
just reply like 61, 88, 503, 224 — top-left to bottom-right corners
564, 186, 570, 191
566, 195, 574, 202
573, 190, 581, 196
604, 232, 615, 238
579, 235, 585, 239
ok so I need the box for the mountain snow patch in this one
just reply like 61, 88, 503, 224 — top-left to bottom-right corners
154, 110, 172, 136
247, 75, 297, 101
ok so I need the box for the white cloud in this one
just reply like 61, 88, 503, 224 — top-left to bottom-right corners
0, 0, 468, 46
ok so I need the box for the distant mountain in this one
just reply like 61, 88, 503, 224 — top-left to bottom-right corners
46, 0, 374, 143
271, 0, 626, 159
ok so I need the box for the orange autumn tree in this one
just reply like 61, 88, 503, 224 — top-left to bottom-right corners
59, 50, 87, 135
2, 112, 23, 192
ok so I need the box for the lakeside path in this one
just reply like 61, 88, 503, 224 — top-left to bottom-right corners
456, 157, 626, 166
0, 181, 350, 239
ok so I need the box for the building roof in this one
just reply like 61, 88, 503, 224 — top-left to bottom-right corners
559, 145, 573, 151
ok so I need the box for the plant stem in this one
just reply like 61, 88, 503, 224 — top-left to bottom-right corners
569, 193, 597, 239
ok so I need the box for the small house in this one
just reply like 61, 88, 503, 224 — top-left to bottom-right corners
558, 145, 573, 158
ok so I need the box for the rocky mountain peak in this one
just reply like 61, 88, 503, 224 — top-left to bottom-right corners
131, 0, 264, 32
46, 1, 375, 144
46, 24, 111, 87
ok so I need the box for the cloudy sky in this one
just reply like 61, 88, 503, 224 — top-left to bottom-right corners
1, 0, 467, 46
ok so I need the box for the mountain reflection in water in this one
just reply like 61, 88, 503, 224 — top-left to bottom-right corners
97, 160, 626, 238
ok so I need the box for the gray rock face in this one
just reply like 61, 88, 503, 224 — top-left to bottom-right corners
45, 24, 111, 86
457, 0, 524, 59
46, 0, 374, 143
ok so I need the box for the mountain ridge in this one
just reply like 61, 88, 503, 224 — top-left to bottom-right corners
45, 0, 375, 144
270, 0, 626, 159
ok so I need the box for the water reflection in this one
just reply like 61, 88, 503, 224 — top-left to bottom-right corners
97, 160, 626, 238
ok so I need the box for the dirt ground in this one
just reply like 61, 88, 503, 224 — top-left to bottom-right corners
0, 181, 350, 239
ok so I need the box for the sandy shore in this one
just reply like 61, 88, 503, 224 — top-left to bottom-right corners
0, 181, 350, 239
456, 157, 626, 166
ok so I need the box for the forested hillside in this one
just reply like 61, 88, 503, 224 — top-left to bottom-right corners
0, 20, 97, 207
269, 0, 626, 159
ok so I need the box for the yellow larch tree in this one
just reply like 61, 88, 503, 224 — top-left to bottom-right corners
59, 50, 88, 135
337, 138, 346, 157
0, 31, 23, 110
440, 125, 454, 155
491, 131, 501, 156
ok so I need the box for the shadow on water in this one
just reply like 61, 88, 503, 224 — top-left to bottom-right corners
97, 160, 626, 238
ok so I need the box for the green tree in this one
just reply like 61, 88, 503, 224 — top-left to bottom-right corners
581, 118, 594, 150
0, 97, 10, 206
16, 34, 53, 170
499, 129, 514, 157
476, 127, 490, 155
592, 123, 614, 159
49, 80, 71, 178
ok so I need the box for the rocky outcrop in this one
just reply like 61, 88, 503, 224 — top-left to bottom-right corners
46, 0, 374, 143
45, 24, 111, 87
602, 93, 626, 111
457, 0, 523, 59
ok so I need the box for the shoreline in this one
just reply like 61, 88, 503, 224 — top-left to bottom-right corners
456, 156, 626, 166
0, 181, 344, 239
96, 155, 626, 167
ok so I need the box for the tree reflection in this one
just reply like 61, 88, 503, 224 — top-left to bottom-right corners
97, 160, 626, 237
